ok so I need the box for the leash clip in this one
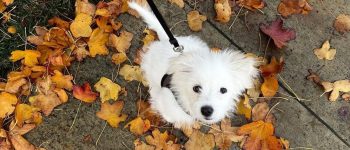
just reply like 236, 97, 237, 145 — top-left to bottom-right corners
173, 45, 184, 53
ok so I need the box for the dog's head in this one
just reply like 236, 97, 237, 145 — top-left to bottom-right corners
168, 48, 257, 124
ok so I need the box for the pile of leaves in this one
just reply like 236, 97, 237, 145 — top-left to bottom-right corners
1, 0, 350, 149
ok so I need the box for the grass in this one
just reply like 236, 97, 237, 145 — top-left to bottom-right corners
0, 0, 99, 78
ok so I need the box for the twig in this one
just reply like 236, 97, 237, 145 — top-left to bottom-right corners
278, 75, 302, 101
229, 6, 243, 29
69, 101, 82, 132
265, 102, 280, 121
170, 20, 187, 31
263, 37, 271, 63
95, 121, 107, 146
249, 96, 289, 101
122, 142, 132, 150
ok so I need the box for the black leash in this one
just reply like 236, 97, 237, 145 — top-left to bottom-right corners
146, 0, 183, 52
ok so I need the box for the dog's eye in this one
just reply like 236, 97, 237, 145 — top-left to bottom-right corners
220, 87, 227, 94
193, 85, 201, 93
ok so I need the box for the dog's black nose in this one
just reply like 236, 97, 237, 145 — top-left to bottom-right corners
201, 106, 213, 117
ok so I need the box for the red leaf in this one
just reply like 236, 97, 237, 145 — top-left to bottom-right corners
73, 82, 98, 103
260, 18, 296, 49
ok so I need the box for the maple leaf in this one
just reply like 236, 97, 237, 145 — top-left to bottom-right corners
137, 100, 162, 126
247, 79, 262, 102
314, 40, 336, 60
214, 0, 232, 23
260, 57, 283, 97
278, 0, 313, 18
94, 77, 121, 103
187, 10, 207, 32
124, 117, 151, 136
236, 94, 252, 119
321, 80, 350, 101
237, 120, 283, 150
75, 0, 96, 16
96, 101, 128, 128
15, 104, 42, 127
51, 70, 73, 91
237, 0, 265, 11
73, 82, 98, 103
111, 52, 127, 64
10, 50, 41, 67
48, 16, 70, 30
334, 14, 350, 33
109, 31, 134, 53
88, 28, 109, 57
259, 57, 284, 77
119, 65, 147, 86
134, 138, 156, 150
70, 13, 93, 38
168, 0, 184, 8
29, 91, 63, 116
209, 119, 244, 150
185, 129, 215, 150
145, 129, 180, 150
260, 18, 296, 49
252, 102, 275, 123
0, 92, 17, 118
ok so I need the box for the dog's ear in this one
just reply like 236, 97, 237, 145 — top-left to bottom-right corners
161, 74, 173, 88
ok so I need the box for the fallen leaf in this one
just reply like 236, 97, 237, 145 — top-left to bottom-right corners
54, 88, 68, 103
334, 14, 350, 33
88, 28, 109, 57
185, 129, 215, 150
29, 91, 62, 116
120, 64, 147, 86
73, 45, 90, 61
261, 74, 278, 97
134, 138, 156, 150
321, 80, 350, 101
237, 121, 282, 150
259, 57, 284, 77
109, 31, 133, 53
237, 0, 265, 11
236, 94, 252, 119
111, 52, 127, 64
7, 123, 37, 150
73, 82, 98, 103
247, 79, 261, 102
214, 0, 232, 23
187, 10, 207, 32
168, 0, 184, 8
48, 17, 70, 29
314, 40, 336, 60
110, 18, 123, 31
209, 119, 244, 149
15, 104, 42, 127
51, 70, 73, 91
278, 0, 313, 18
306, 69, 321, 85
10, 50, 41, 67
0, 92, 17, 118
142, 29, 158, 47
279, 138, 290, 149
7, 25, 16, 34
3, 0, 14, 6
137, 100, 162, 126
145, 129, 179, 150
251, 102, 274, 123
96, 17, 113, 33
75, 0, 96, 16
0, 128, 12, 149
260, 18, 296, 49
70, 13, 93, 38
94, 77, 121, 103
124, 117, 151, 136
342, 93, 350, 102
5, 78, 27, 94
96, 101, 128, 128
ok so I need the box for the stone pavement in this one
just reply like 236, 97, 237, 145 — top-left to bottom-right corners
25, 0, 350, 149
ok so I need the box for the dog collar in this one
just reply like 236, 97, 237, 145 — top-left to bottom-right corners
161, 74, 191, 115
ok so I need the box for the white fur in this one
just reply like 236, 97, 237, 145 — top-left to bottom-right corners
129, 2, 258, 127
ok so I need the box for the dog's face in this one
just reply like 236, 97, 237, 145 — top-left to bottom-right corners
170, 50, 257, 124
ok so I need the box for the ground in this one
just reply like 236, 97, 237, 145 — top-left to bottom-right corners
1, 0, 350, 149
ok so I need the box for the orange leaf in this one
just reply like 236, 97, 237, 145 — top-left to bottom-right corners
187, 10, 207, 32
261, 74, 278, 97
88, 28, 109, 57
54, 88, 68, 103
0, 92, 18, 118
70, 13, 93, 38
137, 100, 162, 126
125, 117, 151, 136
185, 129, 215, 150
236, 94, 252, 119
15, 104, 42, 127
259, 57, 284, 77
214, 0, 232, 23
48, 16, 70, 29
10, 50, 41, 67
142, 29, 158, 47
237, 0, 265, 11
134, 138, 156, 150
96, 101, 128, 128
277, 0, 313, 18
145, 129, 169, 150
109, 30, 133, 53
73, 82, 98, 103
96, 17, 113, 33
51, 70, 73, 91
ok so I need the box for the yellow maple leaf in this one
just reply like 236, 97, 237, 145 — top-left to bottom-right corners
111, 52, 127, 65
94, 77, 121, 103
145, 129, 171, 150
120, 65, 147, 86
0, 92, 18, 118
109, 30, 134, 53
236, 94, 252, 119
53, 88, 68, 103
10, 50, 41, 67
96, 101, 128, 128
70, 13, 93, 38
15, 104, 42, 127
29, 91, 63, 116
88, 28, 109, 57
209, 118, 244, 150
185, 129, 215, 150
314, 40, 336, 60
321, 80, 350, 101
51, 70, 73, 91
142, 29, 158, 47
125, 117, 151, 136
187, 10, 207, 32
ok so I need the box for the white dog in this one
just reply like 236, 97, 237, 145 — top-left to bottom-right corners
129, 2, 258, 127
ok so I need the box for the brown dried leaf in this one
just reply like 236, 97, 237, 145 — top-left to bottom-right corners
334, 14, 350, 33
187, 10, 207, 32
214, 0, 232, 23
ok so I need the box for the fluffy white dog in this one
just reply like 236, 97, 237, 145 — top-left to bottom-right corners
129, 2, 258, 127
